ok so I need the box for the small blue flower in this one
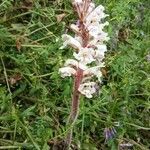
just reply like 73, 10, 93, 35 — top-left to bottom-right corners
104, 127, 117, 142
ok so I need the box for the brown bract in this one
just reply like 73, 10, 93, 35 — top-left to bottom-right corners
56, 13, 66, 23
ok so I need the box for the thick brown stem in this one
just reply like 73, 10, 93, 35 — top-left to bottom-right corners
64, 2, 90, 149
65, 69, 83, 149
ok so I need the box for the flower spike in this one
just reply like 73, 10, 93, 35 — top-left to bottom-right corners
59, 0, 109, 148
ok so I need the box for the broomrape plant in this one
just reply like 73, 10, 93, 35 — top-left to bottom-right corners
59, 0, 109, 148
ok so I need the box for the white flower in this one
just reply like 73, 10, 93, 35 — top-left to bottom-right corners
95, 44, 107, 56
70, 24, 79, 33
59, 67, 76, 78
94, 5, 105, 14
78, 82, 96, 98
95, 51, 105, 62
96, 44, 107, 52
59, 2, 109, 99
64, 59, 78, 67
86, 2, 95, 15
78, 63, 88, 70
83, 66, 99, 76
88, 22, 109, 38
64, 59, 88, 70
88, 25, 100, 37
83, 65, 104, 82
73, 0, 83, 4
88, 31, 109, 46
85, 5, 108, 25
60, 34, 82, 50
97, 32, 110, 42
74, 35, 83, 45
73, 47, 95, 64
94, 44, 107, 62
88, 21, 109, 30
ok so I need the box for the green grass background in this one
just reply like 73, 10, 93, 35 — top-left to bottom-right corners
0, 0, 149, 149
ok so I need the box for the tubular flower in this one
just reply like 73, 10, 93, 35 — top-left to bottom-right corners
60, 34, 82, 50
64, 58, 88, 70
59, 67, 76, 78
70, 24, 80, 33
78, 82, 97, 98
73, 47, 95, 65
83, 65, 104, 82
59, 0, 109, 98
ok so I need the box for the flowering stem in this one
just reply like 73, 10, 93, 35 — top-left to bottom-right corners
65, 68, 83, 149
59, 1, 109, 149
64, 11, 89, 148
64, 4, 90, 147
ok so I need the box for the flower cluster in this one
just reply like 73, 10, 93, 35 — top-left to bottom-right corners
59, 0, 109, 98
